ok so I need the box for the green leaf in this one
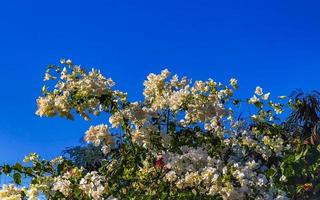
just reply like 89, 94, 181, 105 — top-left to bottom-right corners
266, 168, 277, 178
2, 164, 12, 175
296, 184, 304, 193
283, 165, 295, 177
294, 150, 304, 162
315, 183, 320, 192
13, 172, 22, 185
283, 155, 295, 164
14, 163, 23, 171
303, 145, 310, 157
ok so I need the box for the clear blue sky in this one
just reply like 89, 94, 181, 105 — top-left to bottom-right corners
0, 0, 320, 163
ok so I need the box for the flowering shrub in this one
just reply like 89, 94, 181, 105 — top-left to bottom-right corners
1, 59, 320, 199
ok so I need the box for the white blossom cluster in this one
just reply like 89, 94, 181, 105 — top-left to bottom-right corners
248, 86, 284, 121
0, 184, 42, 200
85, 124, 115, 154
36, 60, 117, 121
52, 175, 72, 197
2, 65, 296, 199
142, 69, 231, 132
237, 129, 285, 159
79, 171, 105, 200
25, 185, 39, 200
107, 69, 236, 149
0, 184, 23, 200
161, 145, 287, 200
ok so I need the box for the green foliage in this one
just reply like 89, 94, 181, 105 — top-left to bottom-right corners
63, 144, 106, 171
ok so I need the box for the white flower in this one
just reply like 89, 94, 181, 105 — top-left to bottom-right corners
44, 72, 51, 81
255, 86, 263, 96
222, 166, 228, 174
23, 153, 39, 163
246, 160, 259, 169
101, 145, 112, 155
262, 92, 270, 100
109, 111, 123, 128
279, 175, 287, 182
229, 78, 238, 89
106, 196, 118, 200
26, 185, 39, 200
257, 174, 268, 187
0, 184, 23, 200
165, 171, 177, 182
275, 194, 289, 200
85, 124, 114, 149
65, 59, 72, 65
251, 114, 258, 120
79, 171, 105, 200
248, 95, 260, 104
52, 176, 72, 197
278, 96, 287, 99
169, 87, 190, 111
50, 156, 64, 165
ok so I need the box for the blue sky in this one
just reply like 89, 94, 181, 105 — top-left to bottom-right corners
0, 0, 320, 163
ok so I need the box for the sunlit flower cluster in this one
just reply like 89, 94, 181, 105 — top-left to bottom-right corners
85, 124, 115, 154
23, 153, 39, 163
36, 60, 118, 120
25, 185, 39, 200
2, 61, 304, 199
0, 184, 23, 200
52, 175, 72, 197
79, 171, 105, 200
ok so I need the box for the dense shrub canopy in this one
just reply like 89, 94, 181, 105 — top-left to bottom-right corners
1, 60, 320, 200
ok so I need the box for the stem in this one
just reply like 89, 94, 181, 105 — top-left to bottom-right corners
166, 109, 170, 135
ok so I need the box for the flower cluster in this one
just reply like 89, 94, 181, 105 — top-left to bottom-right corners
79, 171, 106, 200
0, 184, 24, 200
1, 61, 316, 199
36, 59, 120, 121
52, 175, 72, 197
142, 69, 232, 133
85, 124, 115, 154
